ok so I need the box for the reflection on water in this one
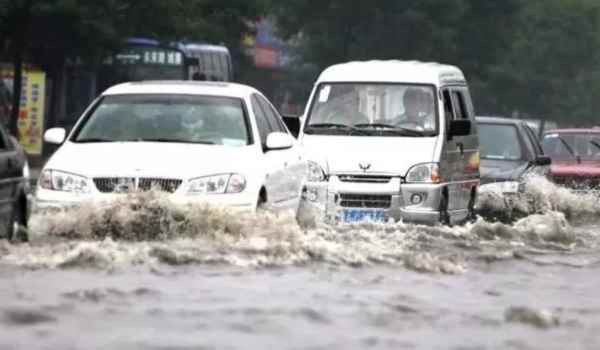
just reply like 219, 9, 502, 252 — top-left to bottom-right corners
1, 175, 600, 349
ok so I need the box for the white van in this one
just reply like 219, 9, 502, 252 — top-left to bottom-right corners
298, 60, 480, 225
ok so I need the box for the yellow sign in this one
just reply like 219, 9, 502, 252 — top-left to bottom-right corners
16, 70, 45, 154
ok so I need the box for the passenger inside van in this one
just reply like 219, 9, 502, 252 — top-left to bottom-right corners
393, 88, 435, 131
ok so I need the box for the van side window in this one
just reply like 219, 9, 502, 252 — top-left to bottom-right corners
451, 91, 468, 120
442, 90, 455, 120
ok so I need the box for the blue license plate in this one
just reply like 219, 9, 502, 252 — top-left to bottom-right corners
342, 209, 386, 223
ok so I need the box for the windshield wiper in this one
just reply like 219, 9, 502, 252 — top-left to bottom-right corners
590, 140, 600, 152
304, 123, 369, 135
75, 138, 116, 143
137, 138, 215, 144
352, 123, 428, 136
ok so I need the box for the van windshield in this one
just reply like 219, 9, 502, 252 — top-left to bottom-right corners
304, 83, 437, 136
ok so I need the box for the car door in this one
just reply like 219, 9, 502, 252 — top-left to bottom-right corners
443, 86, 478, 211
251, 94, 287, 205
0, 128, 20, 236
255, 94, 304, 204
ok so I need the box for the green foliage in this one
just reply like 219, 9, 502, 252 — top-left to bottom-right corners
271, 0, 600, 126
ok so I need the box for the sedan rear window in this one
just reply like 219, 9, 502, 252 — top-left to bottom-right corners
73, 94, 250, 146
478, 123, 522, 160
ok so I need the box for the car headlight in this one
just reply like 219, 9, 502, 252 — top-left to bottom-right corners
187, 174, 246, 194
405, 163, 441, 183
479, 181, 523, 194
39, 169, 91, 193
307, 161, 327, 182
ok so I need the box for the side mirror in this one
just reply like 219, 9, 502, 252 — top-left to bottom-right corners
44, 127, 66, 144
533, 155, 552, 166
266, 132, 294, 151
282, 114, 301, 138
449, 119, 471, 137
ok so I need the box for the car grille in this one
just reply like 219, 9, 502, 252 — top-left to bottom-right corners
338, 193, 392, 208
553, 176, 600, 190
93, 177, 182, 193
338, 175, 392, 183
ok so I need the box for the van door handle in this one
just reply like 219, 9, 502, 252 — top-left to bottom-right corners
457, 142, 464, 155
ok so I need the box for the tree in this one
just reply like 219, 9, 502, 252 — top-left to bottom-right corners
0, 0, 268, 135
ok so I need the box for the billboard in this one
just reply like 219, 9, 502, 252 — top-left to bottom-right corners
0, 67, 46, 154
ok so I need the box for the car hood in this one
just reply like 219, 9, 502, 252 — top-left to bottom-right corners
480, 159, 530, 183
44, 142, 259, 179
551, 159, 600, 177
300, 135, 437, 175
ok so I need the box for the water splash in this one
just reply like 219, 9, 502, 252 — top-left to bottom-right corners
5, 179, 600, 271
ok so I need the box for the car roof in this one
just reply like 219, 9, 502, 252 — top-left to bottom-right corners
543, 128, 600, 134
316, 60, 466, 86
475, 116, 526, 126
101, 81, 256, 99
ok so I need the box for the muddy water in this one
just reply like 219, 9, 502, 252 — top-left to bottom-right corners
1, 176, 600, 349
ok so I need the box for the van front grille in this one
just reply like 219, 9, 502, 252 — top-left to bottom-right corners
338, 175, 392, 183
338, 193, 392, 208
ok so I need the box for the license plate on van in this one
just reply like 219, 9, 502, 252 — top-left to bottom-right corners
342, 209, 386, 223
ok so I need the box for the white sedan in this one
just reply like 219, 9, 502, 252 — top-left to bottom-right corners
33, 81, 306, 215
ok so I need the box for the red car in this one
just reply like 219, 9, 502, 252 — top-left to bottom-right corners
541, 128, 600, 192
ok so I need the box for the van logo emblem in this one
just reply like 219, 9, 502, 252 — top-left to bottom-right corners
358, 162, 371, 172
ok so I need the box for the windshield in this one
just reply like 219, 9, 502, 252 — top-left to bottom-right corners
73, 94, 250, 146
478, 123, 523, 160
542, 132, 600, 160
305, 83, 437, 136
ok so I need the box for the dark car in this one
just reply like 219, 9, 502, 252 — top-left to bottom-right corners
0, 123, 30, 242
541, 128, 600, 193
475, 117, 551, 221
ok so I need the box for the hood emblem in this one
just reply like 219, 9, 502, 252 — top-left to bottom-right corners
358, 162, 371, 172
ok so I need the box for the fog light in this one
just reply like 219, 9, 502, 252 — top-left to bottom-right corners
410, 193, 423, 205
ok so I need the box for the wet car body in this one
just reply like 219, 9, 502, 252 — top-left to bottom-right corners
476, 117, 551, 221
0, 125, 30, 242
542, 128, 600, 194
32, 81, 306, 222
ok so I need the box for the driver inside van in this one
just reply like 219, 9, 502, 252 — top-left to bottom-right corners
393, 88, 435, 131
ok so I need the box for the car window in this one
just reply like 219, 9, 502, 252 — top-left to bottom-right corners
442, 89, 455, 120
519, 125, 537, 160
523, 124, 543, 156
478, 123, 523, 160
251, 95, 271, 147
451, 91, 468, 120
543, 132, 600, 160
306, 83, 437, 135
0, 124, 11, 151
73, 94, 251, 147
257, 94, 287, 133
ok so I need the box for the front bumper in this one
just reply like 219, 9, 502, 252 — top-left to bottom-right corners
302, 175, 444, 224
31, 187, 257, 216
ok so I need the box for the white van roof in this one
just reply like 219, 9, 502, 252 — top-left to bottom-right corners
316, 60, 466, 86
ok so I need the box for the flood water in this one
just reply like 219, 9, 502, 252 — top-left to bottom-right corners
1, 176, 600, 349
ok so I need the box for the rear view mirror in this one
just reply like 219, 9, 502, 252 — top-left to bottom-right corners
282, 114, 301, 138
534, 155, 552, 166
266, 132, 294, 151
44, 127, 66, 144
449, 119, 471, 137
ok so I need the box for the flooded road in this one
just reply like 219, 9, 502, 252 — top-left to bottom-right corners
1, 177, 600, 349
